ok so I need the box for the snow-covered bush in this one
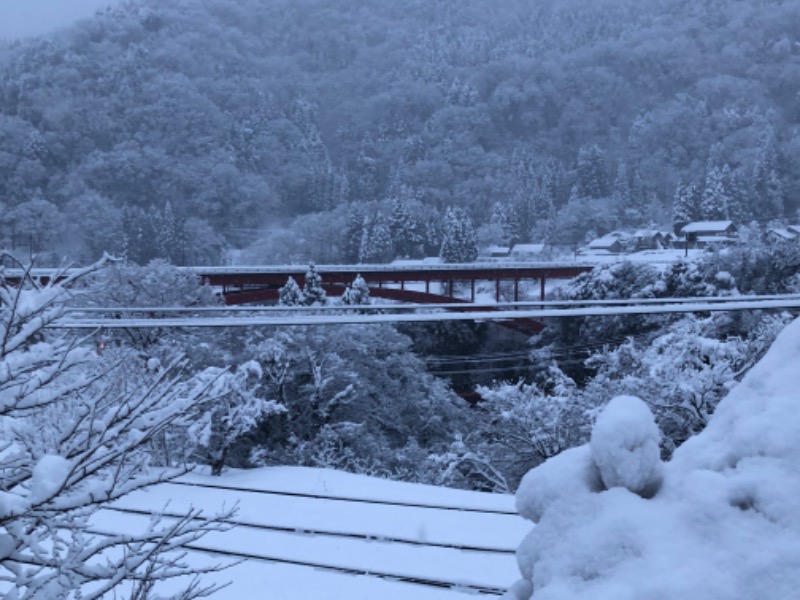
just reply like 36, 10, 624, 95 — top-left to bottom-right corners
0, 257, 231, 598
505, 317, 800, 600
340, 273, 370, 306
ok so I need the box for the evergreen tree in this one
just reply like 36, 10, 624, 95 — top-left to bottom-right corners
389, 194, 421, 258
700, 164, 730, 220
577, 144, 609, 198
727, 167, 751, 224
155, 200, 179, 262
612, 163, 633, 222
672, 180, 697, 231
279, 276, 304, 306
360, 216, 393, 263
440, 207, 478, 263
303, 262, 328, 306
490, 202, 520, 246
121, 205, 156, 265
353, 134, 378, 202
753, 131, 784, 219
343, 205, 365, 263
340, 273, 370, 306
613, 163, 631, 203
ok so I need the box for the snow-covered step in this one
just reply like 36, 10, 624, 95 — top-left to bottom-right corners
91, 509, 518, 591
112, 481, 526, 551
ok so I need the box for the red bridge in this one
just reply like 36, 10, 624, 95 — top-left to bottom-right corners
182, 262, 594, 306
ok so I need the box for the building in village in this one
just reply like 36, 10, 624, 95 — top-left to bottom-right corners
676, 221, 739, 249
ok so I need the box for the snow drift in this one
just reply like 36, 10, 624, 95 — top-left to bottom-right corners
506, 317, 800, 600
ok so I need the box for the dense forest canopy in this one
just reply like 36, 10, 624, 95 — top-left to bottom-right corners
0, 0, 798, 264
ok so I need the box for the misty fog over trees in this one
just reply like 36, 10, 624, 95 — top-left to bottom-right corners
0, 0, 798, 264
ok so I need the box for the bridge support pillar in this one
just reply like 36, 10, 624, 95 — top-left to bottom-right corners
495, 279, 501, 303
470, 279, 475, 302
425, 280, 430, 294
514, 278, 519, 302
540, 277, 546, 302
448, 280, 454, 298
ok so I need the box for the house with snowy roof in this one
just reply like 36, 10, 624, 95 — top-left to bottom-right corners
586, 233, 625, 254
510, 243, 548, 260
479, 244, 511, 259
632, 229, 671, 251
678, 220, 739, 249
767, 228, 797, 242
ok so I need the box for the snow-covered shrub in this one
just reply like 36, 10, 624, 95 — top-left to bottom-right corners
0, 257, 231, 598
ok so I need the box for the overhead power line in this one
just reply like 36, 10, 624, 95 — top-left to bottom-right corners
51, 296, 800, 329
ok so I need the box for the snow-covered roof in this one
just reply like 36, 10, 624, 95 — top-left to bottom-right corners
633, 229, 662, 238
481, 245, 511, 255
768, 228, 798, 241
681, 221, 735, 234
511, 243, 547, 255
696, 235, 738, 243
588, 235, 623, 249
786, 225, 800, 235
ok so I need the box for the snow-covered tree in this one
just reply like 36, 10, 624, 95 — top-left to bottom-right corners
340, 273, 370, 306
246, 324, 467, 479
700, 163, 730, 220
672, 180, 697, 231
302, 262, 327, 306
440, 207, 478, 263
279, 275, 304, 306
388, 195, 421, 258
441, 366, 593, 491
0, 255, 231, 598
753, 129, 785, 219
342, 204, 365, 263
577, 144, 609, 199
188, 360, 286, 475
360, 216, 393, 263
586, 313, 787, 455
77, 259, 221, 350
727, 167, 752, 223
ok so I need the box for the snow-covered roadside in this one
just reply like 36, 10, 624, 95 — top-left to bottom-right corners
506, 317, 800, 600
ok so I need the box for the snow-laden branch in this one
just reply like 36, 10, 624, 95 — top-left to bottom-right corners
0, 256, 234, 598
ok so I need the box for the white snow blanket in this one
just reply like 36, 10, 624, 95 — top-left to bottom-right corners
506, 317, 800, 600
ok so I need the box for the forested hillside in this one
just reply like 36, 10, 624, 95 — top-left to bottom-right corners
0, 0, 798, 264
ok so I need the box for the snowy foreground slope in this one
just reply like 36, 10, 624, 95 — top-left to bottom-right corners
95, 467, 526, 599
506, 317, 800, 600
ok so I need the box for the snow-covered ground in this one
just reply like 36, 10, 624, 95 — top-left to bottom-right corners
505, 316, 800, 600
93, 467, 526, 599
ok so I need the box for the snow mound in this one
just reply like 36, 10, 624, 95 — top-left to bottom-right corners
505, 317, 800, 600
515, 445, 603, 524
590, 395, 663, 497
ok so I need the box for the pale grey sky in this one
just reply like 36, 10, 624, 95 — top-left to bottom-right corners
0, 0, 123, 40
